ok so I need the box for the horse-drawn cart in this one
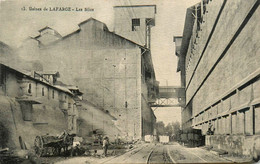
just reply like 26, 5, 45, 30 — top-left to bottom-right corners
34, 131, 75, 157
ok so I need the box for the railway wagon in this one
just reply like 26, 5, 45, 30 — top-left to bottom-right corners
177, 128, 205, 147
159, 135, 169, 144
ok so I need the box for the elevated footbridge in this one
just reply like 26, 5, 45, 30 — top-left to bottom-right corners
150, 86, 185, 109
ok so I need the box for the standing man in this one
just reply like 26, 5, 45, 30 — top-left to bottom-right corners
207, 122, 214, 135
103, 136, 109, 157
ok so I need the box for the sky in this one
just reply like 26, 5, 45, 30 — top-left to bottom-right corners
0, 0, 199, 124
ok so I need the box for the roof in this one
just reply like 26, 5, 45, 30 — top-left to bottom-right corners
38, 26, 53, 32
54, 85, 83, 96
78, 17, 108, 28
34, 26, 62, 39
36, 71, 60, 77
79, 18, 147, 50
66, 86, 79, 90
0, 63, 74, 96
33, 18, 149, 51
61, 17, 149, 51
54, 85, 73, 95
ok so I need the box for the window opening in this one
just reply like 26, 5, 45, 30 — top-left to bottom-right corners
52, 90, 55, 99
42, 87, 44, 96
132, 18, 140, 31
28, 84, 32, 94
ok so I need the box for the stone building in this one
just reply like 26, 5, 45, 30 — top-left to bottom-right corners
176, 0, 260, 157
18, 17, 158, 141
0, 63, 78, 149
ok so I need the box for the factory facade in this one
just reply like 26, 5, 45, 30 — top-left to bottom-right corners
17, 5, 158, 141
176, 0, 260, 156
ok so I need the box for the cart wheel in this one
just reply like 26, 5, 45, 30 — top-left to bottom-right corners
34, 136, 44, 157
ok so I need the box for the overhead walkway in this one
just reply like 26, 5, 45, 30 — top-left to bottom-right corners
150, 86, 185, 108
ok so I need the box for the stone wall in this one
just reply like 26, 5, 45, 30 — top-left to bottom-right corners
206, 135, 260, 157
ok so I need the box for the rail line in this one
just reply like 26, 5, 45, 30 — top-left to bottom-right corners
146, 148, 154, 164
167, 146, 176, 163
185, 148, 208, 163
146, 145, 174, 164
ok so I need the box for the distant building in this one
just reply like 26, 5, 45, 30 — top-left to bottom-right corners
0, 63, 78, 149
18, 17, 158, 141
177, 0, 260, 157
35, 26, 62, 46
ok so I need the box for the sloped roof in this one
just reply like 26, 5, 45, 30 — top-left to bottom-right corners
36, 71, 60, 76
54, 85, 73, 95
0, 63, 74, 96
38, 26, 52, 32
34, 17, 149, 51
34, 26, 62, 39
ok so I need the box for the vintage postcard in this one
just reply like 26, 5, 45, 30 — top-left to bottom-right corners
0, 0, 259, 163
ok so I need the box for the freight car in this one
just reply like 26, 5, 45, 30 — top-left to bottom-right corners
176, 128, 205, 147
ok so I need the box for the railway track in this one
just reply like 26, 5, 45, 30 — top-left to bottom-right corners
101, 142, 230, 163
147, 145, 174, 164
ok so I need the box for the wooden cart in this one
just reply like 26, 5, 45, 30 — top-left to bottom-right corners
34, 131, 75, 157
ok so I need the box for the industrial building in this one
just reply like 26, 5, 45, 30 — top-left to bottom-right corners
17, 5, 158, 141
175, 0, 260, 157
114, 5, 156, 49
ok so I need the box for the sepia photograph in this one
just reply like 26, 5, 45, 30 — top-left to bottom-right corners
0, 0, 259, 163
